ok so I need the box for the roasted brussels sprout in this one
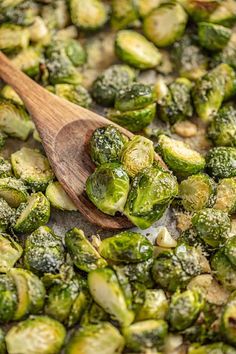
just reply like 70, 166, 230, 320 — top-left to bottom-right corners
0, 85, 23, 105
86, 163, 130, 216
115, 30, 162, 69
198, 22, 231, 51
158, 135, 205, 176
221, 292, 236, 346
214, 177, 236, 213
0, 24, 29, 52
168, 289, 204, 331
66, 322, 125, 354
0, 233, 22, 268
11, 46, 42, 77
90, 125, 127, 166
91, 64, 136, 107
208, 104, 236, 147
0, 158, 12, 179
29, 16, 48, 42
111, 0, 137, 30
54, 84, 92, 108
0, 198, 14, 232
135, 0, 164, 18
189, 342, 236, 354
208, 0, 236, 26
69, 0, 108, 31
0, 0, 38, 26
179, 174, 216, 211
143, 2, 188, 47
0, 177, 28, 208
65, 227, 107, 272
0, 273, 17, 323
213, 36, 236, 70
136, 289, 168, 321
180, 0, 220, 22
206, 147, 236, 178
124, 164, 178, 229
24, 226, 64, 275
121, 135, 154, 177
5, 315, 66, 354
46, 181, 77, 211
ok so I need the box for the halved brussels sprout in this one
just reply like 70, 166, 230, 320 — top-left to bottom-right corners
99, 231, 153, 263
54, 84, 92, 108
168, 289, 204, 331
123, 319, 168, 352
65, 228, 107, 272
124, 164, 178, 229
29, 16, 48, 42
211, 246, 236, 291
221, 292, 236, 346
88, 267, 134, 326
86, 163, 130, 216
66, 322, 125, 354
0, 177, 28, 207
179, 174, 216, 211
24, 225, 64, 275
121, 135, 154, 177
68, 290, 88, 327
46, 181, 77, 211
158, 135, 205, 176
11, 147, 54, 192
0, 0, 38, 26
1, 85, 23, 105
14, 192, 50, 233
111, 0, 138, 30
5, 316, 66, 354
189, 342, 236, 354
206, 147, 236, 179
0, 233, 22, 268
198, 22, 231, 51
179, 0, 220, 22
136, 289, 168, 321
11, 46, 42, 77
0, 24, 29, 52
0, 198, 15, 232
91, 64, 136, 107
208, 104, 236, 147
90, 125, 127, 166
213, 35, 236, 70
143, 2, 188, 47
69, 0, 108, 31
115, 30, 162, 69
214, 177, 236, 213
135, 0, 164, 18
209, 0, 236, 26
0, 273, 17, 323
107, 102, 156, 132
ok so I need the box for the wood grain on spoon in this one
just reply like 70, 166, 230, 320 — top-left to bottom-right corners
0, 51, 166, 229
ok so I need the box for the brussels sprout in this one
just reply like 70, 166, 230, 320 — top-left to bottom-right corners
0, 177, 28, 207
0, 0, 38, 26
0, 98, 32, 141
41, 0, 69, 30
168, 289, 204, 331
189, 342, 236, 354
212, 250, 236, 291
158, 77, 193, 125
125, 164, 178, 229
66, 322, 124, 354
123, 319, 168, 351
88, 267, 134, 326
136, 289, 168, 321
10, 46, 42, 77
0, 233, 22, 268
179, 0, 219, 22
14, 192, 50, 234
99, 231, 153, 263
135, 0, 164, 18
68, 290, 88, 327
46, 181, 77, 211
0, 273, 17, 323
0, 329, 6, 354
107, 102, 156, 132
0, 24, 29, 52
91, 64, 136, 107
111, 0, 138, 30
0, 85, 23, 105
121, 135, 154, 177
86, 163, 130, 216
221, 292, 236, 346
115, 258, 154, 287
179, 174, 216, 211
24, 226, 64, 275
206, 147, 236, 179
90, 125, 127, 166
11, 147, 54, 192
224, 236, 236, 268
54, 84, 92, 108
158, 135, 205, 176
212, 36, 236, 70
29, 16, 48, 43
192, 64, 236, 123
5, 315, 66, 354
115, 30, 162, 69
65, 228, 107, 272
208, 104, 236, 147
143, 2, 188, 47
198, 22, 231, 51
209, 0, 236, 26
69, 0, 108, 31
0, 198, 15, 232
214, 177, 236, 213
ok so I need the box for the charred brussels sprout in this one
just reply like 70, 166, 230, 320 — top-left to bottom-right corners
24, 226, 64, 275
168, 289, 204, 331
179, 174, 216, 211
198, 22, 231, 51
99, 231, 153, 263
214, 177, 236, 213
111, 0, 137, 30
46, 181, 77, 211
88, 267, 134, 326
11, 147, 54, 192
206, 147, 236, 178
0, 177, 28, 207
0, 273, 17, 323
5, 316, 66, 354
189, 342, 236, 354
65, 228, 107, 272
208, 105, 236, 147
158, 135, 205, 176
86, 163, 130, 216
0, 24, 29, 52
90, 125, 127, 166
121, 135, 154, 177
0, 158, 12, 178
143, 2, 188, 47
115, 30, 162, 69
221, 292, 236, 346
180, 0, 219, 22
91, 64, 136, 107
66, 322, 125, 354
124, 164, 178, 229
136, 289, 168, 321
54, 84, 92, 108
0, 198, 15, 232
0, 234, 22, 268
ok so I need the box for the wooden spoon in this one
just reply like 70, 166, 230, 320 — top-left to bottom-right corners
0, 51, 166, 229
